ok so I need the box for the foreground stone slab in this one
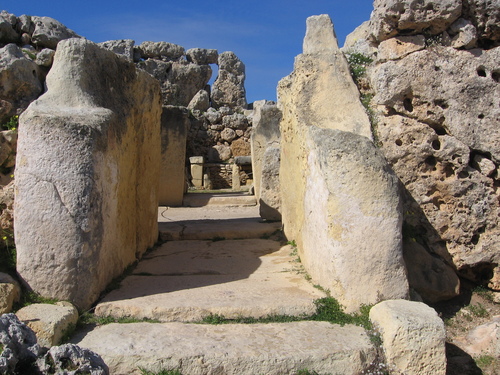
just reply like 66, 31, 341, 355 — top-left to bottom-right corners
15, 38, 162, 310
370, 300, 446, 375
95, 241, 324, 322
74, 321, 376, 375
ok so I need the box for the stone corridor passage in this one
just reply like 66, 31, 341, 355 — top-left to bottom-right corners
73, 198, 376, 374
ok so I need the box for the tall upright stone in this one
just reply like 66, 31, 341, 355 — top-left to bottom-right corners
211, 51, 247, 109
159, 106, 190, 206
14, 38, 162, 310
250, 100, 282, 220
278, 15, 408, 311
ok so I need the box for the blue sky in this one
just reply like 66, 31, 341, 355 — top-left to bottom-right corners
5, 0, 374, 103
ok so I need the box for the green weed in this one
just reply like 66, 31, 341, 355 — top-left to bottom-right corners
474, 285, 495, 302
199, 297, 373, 329
0, 229, 16, 274
0, 115, 18, 131
15, 292, 59, 310
78, 312, 161, 327
211, 236, 226, 242
347, 53, 373, 81
139, 368, 183, 375
475, 354, 494, 369
466, 303, 489, 318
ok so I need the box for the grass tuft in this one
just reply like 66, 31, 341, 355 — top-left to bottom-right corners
139, 368, 183, 375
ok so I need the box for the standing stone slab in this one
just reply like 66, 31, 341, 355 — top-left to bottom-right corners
211, 51, 247, 109
250, 100, 281, 207
14, 38, 162, 310
278, 15, 407, 311
159, 106, 189, 206
370, 300, 447, 375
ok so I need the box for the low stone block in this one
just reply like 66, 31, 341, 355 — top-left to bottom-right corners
16, 302, 79, 348
0, 272, 20, 314
370, 300, 446, 375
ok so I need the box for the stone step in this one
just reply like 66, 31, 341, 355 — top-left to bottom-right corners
158, 206, 281, 241
182, 192, 257, 207
95, 240, 325, 322
73, 321, 376, 375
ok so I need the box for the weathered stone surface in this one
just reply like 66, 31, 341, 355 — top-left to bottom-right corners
0, 273, 20, 314
138, 59, 212, 106
186, 48, 218, 65
371, 46, 500, 289
259, 147, 281, 221
454, 316, 500, 357
204, 107, 222, 124
75, 322, 376, 375
342, 20, 378, 58
278, 15, 371, 139
222, 113, 249, 130
449, 18, 478, 49
377, 35, 425, 61
99, 39, 135, 62
460, 318, 500, 357
303, 14, 338, 54
370, 300, 446, 375
0, 182, 14, 232
220, 127, 236, 142
302, 128, 408, 311
208, 144, 231, 162
0, 13, 19, 44
37, 343, 109, 375
14, 38, 162, 310
187, 89, 210, 112
138, 41, 184, 60
0, 313, 42, 374
230, 138, 250, 157
211, 51, 247, 109
35, 48, 55, 67
278, 15, 406, 311
159, 106, 189, 206
95, 240, 325, 322
463, 0, 500, 45
0, 44, 43, 122
403, 240, 460, 303
370, 0, 462, 41
16, 302, 79, 348
16, 14, 34, 35
250, 100, 281, 206
31, 16, 80, 49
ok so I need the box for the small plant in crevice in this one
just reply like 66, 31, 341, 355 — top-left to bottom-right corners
360, 93, 381, 147
464, 302, 489, 319
77, 311, 161, 328
0, 115, 18, 131
14, 291, 60, 311
475, 354, 495, 371
0, 228, 16, 274
139, 368, 183, 375
347, 53, 373, 81
474, 285, 495, 302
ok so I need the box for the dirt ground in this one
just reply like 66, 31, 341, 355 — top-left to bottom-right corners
431, 279, 500, 375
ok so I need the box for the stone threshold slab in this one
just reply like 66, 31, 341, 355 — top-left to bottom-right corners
73, 321, 376, 375
182, 192, 257, 207
158, 219, 282, 241
95, 241, 325, 322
